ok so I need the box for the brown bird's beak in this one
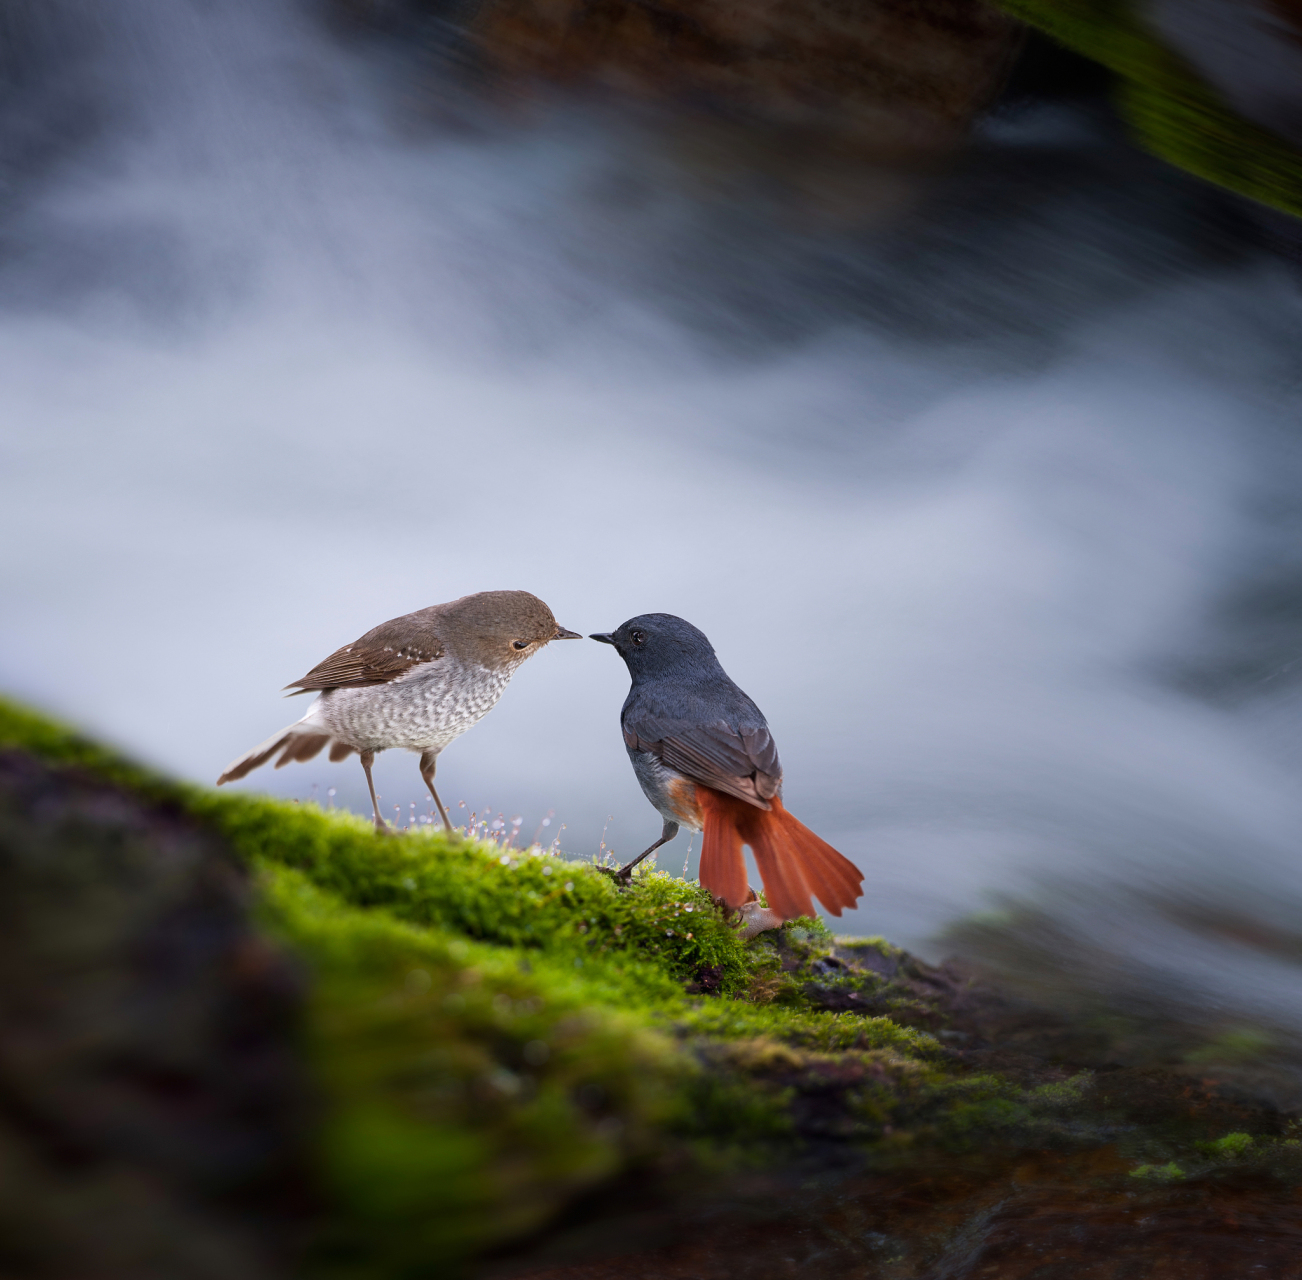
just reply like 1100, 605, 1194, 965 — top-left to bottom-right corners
555, 627, 583, 640
589, 633, 616, 645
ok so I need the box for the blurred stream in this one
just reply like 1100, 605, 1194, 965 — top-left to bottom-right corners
4, 0, 1302, 1054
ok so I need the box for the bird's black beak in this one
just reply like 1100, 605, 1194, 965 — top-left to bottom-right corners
555, 627, 582, 640
589, 633, 616, 645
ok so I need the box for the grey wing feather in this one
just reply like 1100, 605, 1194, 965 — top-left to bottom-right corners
285, 611, 445, 692
624, 713, 782, 809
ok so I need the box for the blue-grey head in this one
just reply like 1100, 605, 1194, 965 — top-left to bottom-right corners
590, 613, 723, 681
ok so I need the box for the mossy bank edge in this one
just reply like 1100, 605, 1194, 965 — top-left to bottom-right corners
3, 696, 1298, 1278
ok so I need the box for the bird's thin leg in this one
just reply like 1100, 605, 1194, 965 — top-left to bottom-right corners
616, 820, 679, 882
360, 751, 387, 832
419, 749, 453, 833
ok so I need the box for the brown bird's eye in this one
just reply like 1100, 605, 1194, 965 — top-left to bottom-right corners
630, 631, 646, 646
512, 640, 528, 650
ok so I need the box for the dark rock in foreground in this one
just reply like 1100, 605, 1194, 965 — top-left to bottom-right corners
2, 698, 1301, 1279
0, 750, 308, 1280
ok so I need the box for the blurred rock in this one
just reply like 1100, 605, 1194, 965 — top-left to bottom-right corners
7, 707, 1302, 1280
337, 0, 1022, 158
479, 0, 1020, 153
0, 751, 307, 1280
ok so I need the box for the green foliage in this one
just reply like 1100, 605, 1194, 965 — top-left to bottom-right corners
993, 0, 1302, 219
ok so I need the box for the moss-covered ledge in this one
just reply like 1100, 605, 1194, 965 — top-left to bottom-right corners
3, 695, 1301, 1278
994, 0, 1302, 220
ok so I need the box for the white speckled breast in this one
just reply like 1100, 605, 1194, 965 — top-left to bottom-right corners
304, 655, 515, 755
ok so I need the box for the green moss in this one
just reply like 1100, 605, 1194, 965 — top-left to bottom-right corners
0, 697, 175, 796
993, 0, 1302, 219
1184, 1027, 1276, 1065
1130, 1160, 1186, 1181
1207, 1131, 1254, 1159
260, 868, 693, 1273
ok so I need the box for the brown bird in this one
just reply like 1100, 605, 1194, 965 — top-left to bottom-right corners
217, 590, 580, 831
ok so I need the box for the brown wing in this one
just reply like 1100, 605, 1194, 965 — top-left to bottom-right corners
624, 716, 782, 810
285, 610, 445, 693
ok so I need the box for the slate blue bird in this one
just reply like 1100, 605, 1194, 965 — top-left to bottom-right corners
591, 614, 863, 922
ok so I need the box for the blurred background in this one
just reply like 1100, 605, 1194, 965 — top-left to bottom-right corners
2, 0, 1302, 1065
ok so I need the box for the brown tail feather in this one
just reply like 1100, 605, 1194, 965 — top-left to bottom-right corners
275, 734, 330, 768
329, 741, 356, 763
217, 732, 293, 784
789, 821, 864, 913
699, 790, 750, 910
218, 723, 336, 785
696, 788, 863, 922
749, 830, 816, 921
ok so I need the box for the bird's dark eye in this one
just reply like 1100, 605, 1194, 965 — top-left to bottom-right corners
512, 640, 529, 650
630, 630, 646, 647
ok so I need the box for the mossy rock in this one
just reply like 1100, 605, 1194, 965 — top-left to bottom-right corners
4, 696, 1302, 1277
993, 0, 1302, 220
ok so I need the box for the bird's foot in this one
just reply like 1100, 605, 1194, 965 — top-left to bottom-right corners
595, 862, 635, 885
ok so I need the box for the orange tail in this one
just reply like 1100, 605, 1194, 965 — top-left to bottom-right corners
697, 788, 864, 922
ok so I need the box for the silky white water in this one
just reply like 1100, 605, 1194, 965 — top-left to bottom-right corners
4, 0, 1302, 1036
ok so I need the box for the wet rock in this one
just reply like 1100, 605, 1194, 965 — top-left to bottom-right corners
6, 705, 1302, 1280
477, 0, 1021, 151
338, 0, 1021, 160
684, 962, 724, 994
0, 751, 308, 1280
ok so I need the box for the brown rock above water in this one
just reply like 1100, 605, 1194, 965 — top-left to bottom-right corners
333, 0, 1022, 157
475, 0, 1022, 152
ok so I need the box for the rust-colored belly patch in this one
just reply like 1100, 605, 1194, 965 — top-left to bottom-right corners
664, 775, 704, 829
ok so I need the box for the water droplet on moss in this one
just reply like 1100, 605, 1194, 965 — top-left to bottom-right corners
487, 1068, 521, 1096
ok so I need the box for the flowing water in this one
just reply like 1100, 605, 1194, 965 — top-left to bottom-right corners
4, 0, 1302, 1045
